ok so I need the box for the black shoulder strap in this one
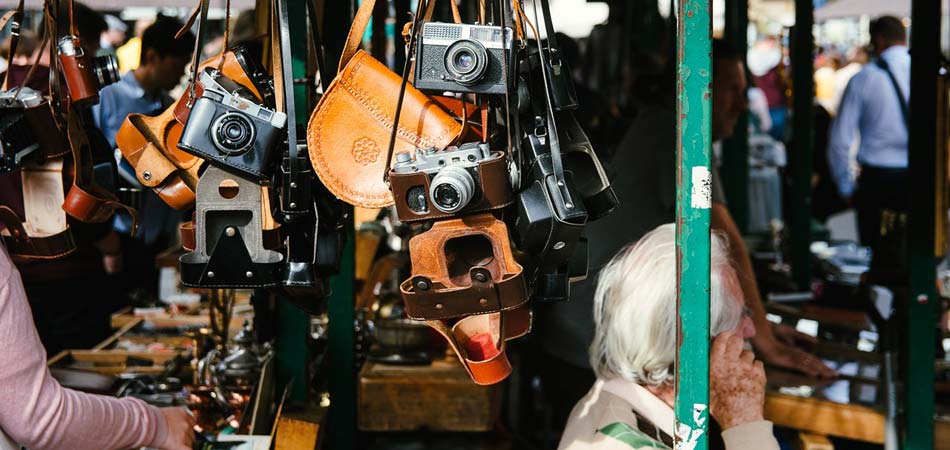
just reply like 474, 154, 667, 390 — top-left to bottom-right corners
875, 57, 909, 127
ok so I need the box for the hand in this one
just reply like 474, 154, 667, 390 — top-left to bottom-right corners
158, 407, 196, 450
709, 331, 766, 430
754, 333, 837, 379
772, 323, 817, 347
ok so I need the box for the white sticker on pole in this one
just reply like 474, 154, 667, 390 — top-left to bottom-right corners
691, 166, 712, 209
674, 403, 708, 450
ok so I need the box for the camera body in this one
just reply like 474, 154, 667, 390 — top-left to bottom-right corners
0, 87, 65, 172
178, 68, 288, 182
389, 142, 512, 223
58, 36, 119, 107
414, 22, 513, 95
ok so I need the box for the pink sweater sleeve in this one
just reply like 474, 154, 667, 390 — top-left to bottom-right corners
0, 249, 169, 450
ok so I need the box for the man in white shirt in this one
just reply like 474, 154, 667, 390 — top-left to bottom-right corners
828, 16, 909, 257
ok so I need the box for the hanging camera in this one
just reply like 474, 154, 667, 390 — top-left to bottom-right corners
389, 142, 512, 223
58, 35, 119, 107
0, 87, 66, 173
178, 68, 287, 182
414, 22, 513, 95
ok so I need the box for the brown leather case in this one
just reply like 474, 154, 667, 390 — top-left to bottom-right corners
389, 151, 513, 223
400, 213, 528, 320
307, 50, 460, 208
116, 50, 267, 211
427, 305, 532, 385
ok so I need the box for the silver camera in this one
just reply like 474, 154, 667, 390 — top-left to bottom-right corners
414, 22, 513, 95
392, 142, 497, 214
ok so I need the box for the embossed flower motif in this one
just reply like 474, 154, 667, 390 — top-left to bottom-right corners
352, 137, 380, 166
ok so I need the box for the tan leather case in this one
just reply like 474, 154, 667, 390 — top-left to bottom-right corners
307, 50, 460, 208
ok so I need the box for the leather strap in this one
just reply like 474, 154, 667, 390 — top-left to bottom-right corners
0, 216, 76, 260
185, 0, 211, 107
62, 109, 139, 232
425, 306, 531, 385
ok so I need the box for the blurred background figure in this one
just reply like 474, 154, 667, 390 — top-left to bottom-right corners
814, 49, 842, 113
98, 14, 128, 59
748, 37, 788, 143
116, 18, 154, 73
830, 45, 870, 115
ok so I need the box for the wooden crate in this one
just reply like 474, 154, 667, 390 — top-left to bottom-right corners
48, 318, 189, 376
358, 357, 500, 432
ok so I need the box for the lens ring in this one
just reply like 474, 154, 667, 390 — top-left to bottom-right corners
429, 165, 475, 213
444, 40, 488, 86
211, 112, 256, 156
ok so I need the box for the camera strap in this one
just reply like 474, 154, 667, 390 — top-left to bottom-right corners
0, 0, 24, 90
529, 0, 574, 211
184, 0, 211, 108
382, 0, 428, 184
305, 0, 329, 92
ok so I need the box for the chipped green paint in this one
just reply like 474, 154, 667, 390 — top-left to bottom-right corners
598, 423, 668, 449
675, 0, 712, 449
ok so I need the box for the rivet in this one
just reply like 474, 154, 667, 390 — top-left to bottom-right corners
207, 271, 215, 278
917, 294, 929, 305
225, 227, 236, 237
473, 272, 488, 283
565, 203, 574, 209
479, 298, 488, 306
553, 241, 566, 250
290, 202, 297, 209
290, 182, 297, 188
245, 271, 253, 279
557, 181, 564, 187
435, 303, 444, 310
415, 279, 430, 291
142, 171, 151, 181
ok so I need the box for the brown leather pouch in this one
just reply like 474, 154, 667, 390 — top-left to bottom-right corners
306, 0, 460, 209
400, 213, 528, 320
427, 305, 532, 385
115, 47, 269, 211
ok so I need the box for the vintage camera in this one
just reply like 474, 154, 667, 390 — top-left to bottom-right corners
178, 68, 288, 182
0, 87, 65, 172
58, 35, 119, 107
414, 22, 513, 95
389, 142, 512, 223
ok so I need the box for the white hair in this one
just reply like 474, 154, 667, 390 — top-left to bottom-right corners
589, 223, 744, 386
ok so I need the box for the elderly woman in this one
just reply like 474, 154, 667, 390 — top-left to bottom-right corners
558, 224, 779, 450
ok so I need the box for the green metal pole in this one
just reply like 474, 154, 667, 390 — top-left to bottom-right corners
904, 0, 941, 447
789, 0, 814, 289
275, 0, 317, 404
721, 0, 749, 233
675, 0, 712, 448
324, 1, 358, 447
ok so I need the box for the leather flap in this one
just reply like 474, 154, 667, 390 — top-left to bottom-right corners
307, 50, 461, 208
133, 142, 178, 188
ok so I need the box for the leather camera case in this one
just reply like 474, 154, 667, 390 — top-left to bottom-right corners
179, 167, 283, 288
116, 49, 272, 210
399, 213, 528, 320
558, 112, 618, 221
388, 149, 512, 223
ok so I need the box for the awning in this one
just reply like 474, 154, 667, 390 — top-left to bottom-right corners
815, 0, 949, 21
0, 0, 255, 10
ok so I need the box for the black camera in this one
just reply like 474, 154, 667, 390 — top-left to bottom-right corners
0, 87, 64, 173
414, 22, 513, 95
558, 112, 618, 221
178, 68, 287, 182
389, 142, 512, 222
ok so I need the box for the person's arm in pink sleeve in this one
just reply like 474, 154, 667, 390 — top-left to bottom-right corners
0, 249, 170, 450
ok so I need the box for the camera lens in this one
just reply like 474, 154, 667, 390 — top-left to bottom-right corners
429, 165, 475, 213
92, 56, 120, 87
211, 112, 256, 156
445, 40, 488, 86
